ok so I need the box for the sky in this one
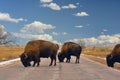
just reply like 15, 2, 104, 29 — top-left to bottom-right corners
0, 0, 120, 46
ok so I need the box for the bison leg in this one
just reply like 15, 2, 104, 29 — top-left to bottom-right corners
66, 56, 71, 63
32, 61, 36, 67
50, 55, 56, 66
32, 58, 40, 67
75, 56, 80, 63
49, 57, 53, 66
37, 58, 40, 67
54, 56, 56, 66
75, 58, 78, 63
66, 58, 70, 63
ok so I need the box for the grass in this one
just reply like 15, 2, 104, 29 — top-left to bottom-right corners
0, 46, 114, 62
82, 46, 120, 70
0, 46, 24, 61
83, 46, 113, 58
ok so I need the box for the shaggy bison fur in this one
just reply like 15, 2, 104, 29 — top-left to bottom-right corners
106, 44, 120, 67
20, 40, 59, 67
58, 42, 82, 63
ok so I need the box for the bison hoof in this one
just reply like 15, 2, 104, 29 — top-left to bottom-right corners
54, 64, 56, 66
49, 64, 52, 66
36, 63, 39, 67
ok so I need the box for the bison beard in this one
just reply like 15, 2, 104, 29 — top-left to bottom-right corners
106, 54, 114, 67
20, 54, 31, 67
106, 54, 120, 67
20, 40, 58, 67
58, 42, 82, 63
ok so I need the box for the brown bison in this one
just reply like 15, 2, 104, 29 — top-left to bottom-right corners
20, 40, 59, 67
58, 42, 82, 63
106, 44, 120, 67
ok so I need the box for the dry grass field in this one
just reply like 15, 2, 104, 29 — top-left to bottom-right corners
0, 46, 114, 62
0, 46, 24, 61
83, 46, 113, 58
82, 46, 120, 70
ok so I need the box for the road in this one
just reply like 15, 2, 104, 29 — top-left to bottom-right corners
0, 56, 120, 80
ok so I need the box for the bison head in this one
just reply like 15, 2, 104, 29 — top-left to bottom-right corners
106, 54, 114, 67
106, 53, 120, 67
20, 54, 31, 67
58, 53, 65, 62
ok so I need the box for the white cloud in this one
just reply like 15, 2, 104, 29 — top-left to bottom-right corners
75, 25, 84, 28
0, 24, 8, 39
40, 0, 53, 3
52, 32, 59, 36
12, 32, 61, 45
82, 37, 98, 45
103, 29, 108, 32
69, 38, 85, 47
62, 4, 77, 9
74, 12, 89, 17
41, 2, 77, 11
12, 32, 53, 41
98, 35, 120, 44
0, 12, 26, 23
21, 21, 55, 33
52, 32, 67, 36
62, 32, 67, 35
101, 29, 108, 34
70, 34, 120, 46
34, 34, 53, 40
76, 3, 79, 5
41, 3, 61, 10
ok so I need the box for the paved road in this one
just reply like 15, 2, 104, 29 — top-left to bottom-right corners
0, 56, 120, 80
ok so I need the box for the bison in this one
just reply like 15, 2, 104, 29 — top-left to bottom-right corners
58, 42, 82, 63
20, 40, 59, 67
106, 44, 120, 67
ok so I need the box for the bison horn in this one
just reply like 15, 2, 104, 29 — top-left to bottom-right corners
25, 54, 28, 59
56, 44, 59, 49
110, 55, 113, 59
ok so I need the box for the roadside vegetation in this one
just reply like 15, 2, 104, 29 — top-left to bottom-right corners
0, 46, 24, 61
0, 46, 114, 62
83, 46, 113, 58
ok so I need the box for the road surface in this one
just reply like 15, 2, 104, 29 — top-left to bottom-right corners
0, 56, 120, 80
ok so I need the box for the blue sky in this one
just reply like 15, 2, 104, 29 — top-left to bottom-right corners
0, 0, 120, 46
